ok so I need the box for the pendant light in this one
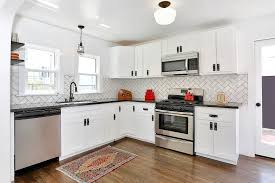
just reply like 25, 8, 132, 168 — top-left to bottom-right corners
154, 1, 176, 25
77, 25, 85, 55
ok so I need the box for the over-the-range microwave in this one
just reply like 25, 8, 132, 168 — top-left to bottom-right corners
161, 52, 199, 76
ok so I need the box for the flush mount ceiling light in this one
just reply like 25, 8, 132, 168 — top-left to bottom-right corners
154, 1, 176, 25
77, 25, 85, 55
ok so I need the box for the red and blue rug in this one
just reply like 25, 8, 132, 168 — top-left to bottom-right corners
57, 146, 137, 183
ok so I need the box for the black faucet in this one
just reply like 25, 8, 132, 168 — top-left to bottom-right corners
69, 82, 78, 102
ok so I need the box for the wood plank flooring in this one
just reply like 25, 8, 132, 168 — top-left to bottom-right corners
15, 138, 275, 183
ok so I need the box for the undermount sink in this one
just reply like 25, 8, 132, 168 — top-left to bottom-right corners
56, 100, 97, 105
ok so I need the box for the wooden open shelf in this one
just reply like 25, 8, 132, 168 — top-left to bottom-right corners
11, 41, 25, 51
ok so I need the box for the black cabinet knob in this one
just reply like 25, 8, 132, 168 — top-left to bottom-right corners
256, 103, 261, 107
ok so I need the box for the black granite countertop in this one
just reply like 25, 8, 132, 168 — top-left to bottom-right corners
11, 98, 241, 113
194, 102, 241, 109
10, 98, 157, 112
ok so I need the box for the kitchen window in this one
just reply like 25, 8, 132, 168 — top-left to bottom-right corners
21, 45, 61, 95
75, 54, 100, 93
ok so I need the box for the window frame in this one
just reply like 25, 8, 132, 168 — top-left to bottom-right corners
19, 44, 61, 96
75, 54, 101, 94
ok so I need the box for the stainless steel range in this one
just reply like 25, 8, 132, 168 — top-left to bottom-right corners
155, 88, 204, 155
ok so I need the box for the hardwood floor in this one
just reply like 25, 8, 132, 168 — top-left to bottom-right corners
15, 138, 275, 183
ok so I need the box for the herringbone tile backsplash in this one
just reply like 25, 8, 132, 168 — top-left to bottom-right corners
116, 74, 248, 103
11, 66, 248, 105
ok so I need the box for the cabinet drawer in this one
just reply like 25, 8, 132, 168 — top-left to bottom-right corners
195, 107, 236, 123
135, 103, 155, 114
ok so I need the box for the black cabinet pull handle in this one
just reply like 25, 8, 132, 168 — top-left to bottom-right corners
213, 64, 216, 71
143, 108, 148, 111
119, 106, 121, 112
217, 64, 220, 71
214, 123, 217, 131
180, 46, 182, 52
256, 103, 261, 107
209, 114, 218, 118
147, 70, 149, 76
113, 114, 116, 120
87, 118, 89, 126
133, 106, 135, 112
152, 115, 154, 121
131, 71, 134, 77
177, 46, 179, 53
135, 71, 137, 76
84, 119, 87, 126
210, 122, 213, 130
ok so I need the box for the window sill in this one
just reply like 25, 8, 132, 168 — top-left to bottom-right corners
16, 93, 60, 97
75, 91, 102, 95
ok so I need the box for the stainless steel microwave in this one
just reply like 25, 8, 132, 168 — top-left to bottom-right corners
161, 52, 199, 76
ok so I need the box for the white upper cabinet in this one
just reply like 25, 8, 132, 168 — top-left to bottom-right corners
110, 42, 162, 78
216, 27, 238, 74
110, 46, 135, 78
142, 41, 162, 77
199, 26, 238, 75
162, 36, 180, 55
134, 46, 144, 77
199, 30, 217, 75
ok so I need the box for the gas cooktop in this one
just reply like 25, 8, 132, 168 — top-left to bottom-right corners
155, 88, 204, 113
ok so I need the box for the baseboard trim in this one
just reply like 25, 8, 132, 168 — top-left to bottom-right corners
59, 136, 155, 162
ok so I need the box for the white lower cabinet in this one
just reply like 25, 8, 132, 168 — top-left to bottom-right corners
195, 106, 239, 165
61, 102, 155, 160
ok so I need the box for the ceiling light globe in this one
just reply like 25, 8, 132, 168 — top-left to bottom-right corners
154, 7, 176, 25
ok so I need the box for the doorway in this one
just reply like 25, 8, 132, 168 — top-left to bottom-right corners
255, 39, 275, 158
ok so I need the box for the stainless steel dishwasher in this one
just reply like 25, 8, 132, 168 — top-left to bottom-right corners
14, 107, 61, 171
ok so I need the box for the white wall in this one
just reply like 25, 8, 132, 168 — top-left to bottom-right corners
235, 14, 275, 156
12, 16, 116, 77
0, 1, 23, 182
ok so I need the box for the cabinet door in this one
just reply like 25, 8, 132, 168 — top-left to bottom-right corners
61, 112, 85, 156
199, 31, 217, 75
213, 122, 236, 160
143, 41, 162, 77
110, 46, 135, 78
135, 114, 155, 143
134, 46, 143, 77
181, 35, 200, 53
86, 109, 106, 148
120, 103, 135, 136
163, 36, 181, 55
216, 27, 237, 74
195, 119, 214, 155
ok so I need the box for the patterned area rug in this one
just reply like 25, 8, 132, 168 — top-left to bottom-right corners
57, 146, 137, 183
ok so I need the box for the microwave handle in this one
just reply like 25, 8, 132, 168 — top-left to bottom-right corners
185, 59, 189, 71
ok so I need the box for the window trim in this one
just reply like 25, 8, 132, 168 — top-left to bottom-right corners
19, 44, 61, 96
75, 54, 101, 94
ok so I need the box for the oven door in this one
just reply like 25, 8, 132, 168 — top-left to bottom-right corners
155, 110, 193, 141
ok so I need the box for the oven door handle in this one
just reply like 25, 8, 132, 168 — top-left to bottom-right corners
155, 109, 193, 116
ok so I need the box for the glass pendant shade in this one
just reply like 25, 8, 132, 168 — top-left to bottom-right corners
77, 25, 85, 54
154, 7, 176, 25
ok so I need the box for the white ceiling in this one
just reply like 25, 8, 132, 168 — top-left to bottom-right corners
18, 0, 275, 44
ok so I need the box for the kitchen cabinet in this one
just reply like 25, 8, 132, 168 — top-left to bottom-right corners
162, 34, 200, 56
61, 102, 155, 160
142, 41, 162, 77
199, 27, 238, 75
110, 46, 135, 78
128, 102, 155, 143
110, 43, 161, 78
195, 119, 214, 156
61, 110, 86, 157
134, 46, 143, 77
195, 106, 239, 165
